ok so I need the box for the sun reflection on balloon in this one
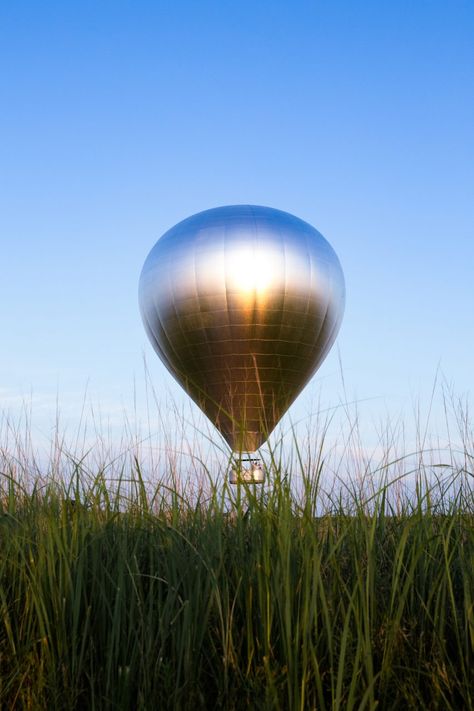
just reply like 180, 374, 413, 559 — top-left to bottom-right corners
227, 247, 277, 300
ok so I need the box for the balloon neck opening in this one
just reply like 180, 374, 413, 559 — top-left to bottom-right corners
229, 455, 264, 485
223, 431, 267, 452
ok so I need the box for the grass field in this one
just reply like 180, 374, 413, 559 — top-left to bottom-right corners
0, 398, 473, 710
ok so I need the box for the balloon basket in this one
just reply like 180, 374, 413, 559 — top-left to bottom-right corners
230, 457, 264, 485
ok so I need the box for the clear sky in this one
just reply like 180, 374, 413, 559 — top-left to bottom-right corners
1, 1, 473, 457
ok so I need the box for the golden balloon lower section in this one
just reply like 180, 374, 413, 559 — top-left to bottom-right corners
165, 292, 338, 452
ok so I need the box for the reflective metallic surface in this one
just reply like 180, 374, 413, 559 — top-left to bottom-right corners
139, 205, 345, 453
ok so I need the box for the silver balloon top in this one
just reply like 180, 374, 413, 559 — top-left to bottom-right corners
139, 205, 345, 452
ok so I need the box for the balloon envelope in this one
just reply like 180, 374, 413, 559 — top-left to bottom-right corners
139, 205, 345, 452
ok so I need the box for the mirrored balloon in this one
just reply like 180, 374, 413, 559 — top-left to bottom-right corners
139, 205, 345, 453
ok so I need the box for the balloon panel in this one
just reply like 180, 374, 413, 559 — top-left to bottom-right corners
139, 205, 345, 452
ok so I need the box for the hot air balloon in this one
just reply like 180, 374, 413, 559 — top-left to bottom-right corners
139, 205, 345, 483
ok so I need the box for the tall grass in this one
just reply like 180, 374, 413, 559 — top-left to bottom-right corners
0, 393, 474, 709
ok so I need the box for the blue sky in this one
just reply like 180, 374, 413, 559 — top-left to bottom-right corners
1, 1, 473, 454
